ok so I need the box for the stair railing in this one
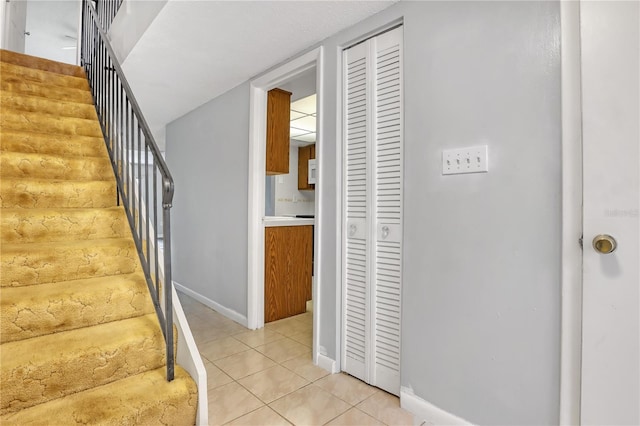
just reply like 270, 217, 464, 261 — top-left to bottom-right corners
80, 0, 175, 381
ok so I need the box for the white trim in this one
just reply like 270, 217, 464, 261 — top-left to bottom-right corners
400, 387, 472, 426
559, 1, 583, 424
172, 286, 208, 426
247, 48, 324, 359
174, 281, 248, 328
317, 352, 339, 374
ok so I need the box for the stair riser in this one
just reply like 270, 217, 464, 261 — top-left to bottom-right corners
1, 111, 103, 138
0, 315, 165, 415
1, 208, 127, 244
0, 151, 114, 181
0, 179, 116, 209
1, 63, 90, 91
0, 274, 154, 343
0, 131, 107, 158
1, 80, 93, 104
1, 91, 98, 120
1, 49, 86, 78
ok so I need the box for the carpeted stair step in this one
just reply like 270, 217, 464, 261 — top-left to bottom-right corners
1, 207, 127, 244
1, 91, 98, 120
1, 49, 85, 78
0, 78, 93, 104
0, 150, 113, 181
1, 62, 90, 91
0, 130, 107, 158
1, 237, 139, 287
0, 177, 116, 208
0, 110, 102, 138
0, 272, 154, 343
0, 313, 165, 415
0, 365, 198, 426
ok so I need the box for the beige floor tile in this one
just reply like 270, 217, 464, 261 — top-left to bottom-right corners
226, 406, 291, 426
256, 337, 310, 363
208, 382, 264, 425
191, 325, 230, 345
314, 373, 378, 406
238, 365, 309, 404
288, 330, 313, 347
325, 407, 385, 426
200, 336, 250, 362
217, 319, 250, 335
214, 348, 278, 380
269, 385, 351, 426
357, 392, 415, 426
204, 361, 234, 390
281, 354, 330, 382
233, 328, 286, 348
266, 316, 311, 335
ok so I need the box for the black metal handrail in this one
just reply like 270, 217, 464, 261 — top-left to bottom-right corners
80, 0, 175, 381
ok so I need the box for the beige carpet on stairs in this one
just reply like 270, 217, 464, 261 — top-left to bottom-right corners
0, 49, 197, 425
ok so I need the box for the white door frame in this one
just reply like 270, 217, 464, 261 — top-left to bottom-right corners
559, 1, 583, 424
247, 46, 324, 356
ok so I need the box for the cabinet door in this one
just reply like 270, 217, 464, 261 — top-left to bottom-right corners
264, 226, 313, 322
298, 144, 316, 190
266, 88, 292, 175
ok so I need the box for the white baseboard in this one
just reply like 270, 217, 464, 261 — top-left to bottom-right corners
400, 387, 472, 426
173, 281, 248, 328
317, 353, 338, 374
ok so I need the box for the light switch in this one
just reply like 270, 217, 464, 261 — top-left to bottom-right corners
442, 145, 489, 175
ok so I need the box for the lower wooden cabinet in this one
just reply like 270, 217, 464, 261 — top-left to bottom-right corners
264, 225, 313, 323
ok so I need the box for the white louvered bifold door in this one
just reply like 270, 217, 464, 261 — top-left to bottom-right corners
343, 40, 369, 382
342, 26, 403, 396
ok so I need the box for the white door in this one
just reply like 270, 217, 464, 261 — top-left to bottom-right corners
580, 1, 639, 424
342, 26, 403, 396
2, 0, 27, 52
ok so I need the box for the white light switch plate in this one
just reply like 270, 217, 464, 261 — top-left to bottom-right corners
442, 145, 489, 175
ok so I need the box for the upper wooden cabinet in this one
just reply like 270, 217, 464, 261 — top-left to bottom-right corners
298, 144, 316, 190
266, 88, 292, 175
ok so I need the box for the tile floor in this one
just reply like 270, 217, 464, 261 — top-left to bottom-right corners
178, 292, 415, 426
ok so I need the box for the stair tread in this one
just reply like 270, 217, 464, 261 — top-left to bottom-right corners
0, 272, 153, 343
0, 313, 165, 415
0, 177, 117, 209
1, 62, 90, 91
1, 206, 127, 244
0, 149, 113, 181
0, 49, 86, 78
1, 79, 93, 104
1, 109, 103, 138
1, 90, 98, 120
0, 366, 197, 426
1, 235, 135, 251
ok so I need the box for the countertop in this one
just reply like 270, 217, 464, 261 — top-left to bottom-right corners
263, 216, 315, 227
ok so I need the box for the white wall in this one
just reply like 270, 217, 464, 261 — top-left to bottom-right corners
166, 82, 250, 320
2, 0, 27, 53
108, 0, 167, 63
274, 144, 315, 217
166, 2, 562, 424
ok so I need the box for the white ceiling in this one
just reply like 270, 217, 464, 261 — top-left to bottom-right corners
120, 0, 396, 148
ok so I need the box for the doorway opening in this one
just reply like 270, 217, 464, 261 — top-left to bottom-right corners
247, 47, 324, 365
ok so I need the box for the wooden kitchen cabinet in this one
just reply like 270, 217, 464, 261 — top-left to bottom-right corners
264, 225, 313, 323
266, 88, 292, 175
298, 144, 316, 190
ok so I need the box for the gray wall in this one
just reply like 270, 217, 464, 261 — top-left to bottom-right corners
166, 82, 250, 317
166, 1, 561, 424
